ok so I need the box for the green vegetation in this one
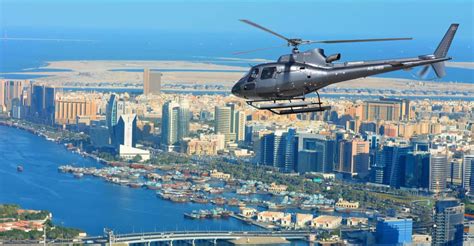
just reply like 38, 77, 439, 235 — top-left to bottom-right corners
132, 154, 142, 163
0, 204, 49, 220
463, 199, 474, 214
0, 204, 84, 241
148, 153, 190, 165
0, 229, 43, 240
97, 152, 120, 162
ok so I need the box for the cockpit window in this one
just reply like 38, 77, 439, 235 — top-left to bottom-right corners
261, 67, 276, 80
247, 68, 259, 82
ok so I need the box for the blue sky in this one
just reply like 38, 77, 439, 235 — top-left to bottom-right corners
1, 0, 473, 41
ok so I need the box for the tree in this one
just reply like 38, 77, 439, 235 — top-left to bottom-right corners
132, 154, 142, 163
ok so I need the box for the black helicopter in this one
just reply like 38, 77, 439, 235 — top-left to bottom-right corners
231, 20, 458, 114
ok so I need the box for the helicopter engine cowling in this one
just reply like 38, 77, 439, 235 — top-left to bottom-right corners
325, 53, 341, 63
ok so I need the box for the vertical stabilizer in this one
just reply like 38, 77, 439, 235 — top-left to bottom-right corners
434, 24, 458, 58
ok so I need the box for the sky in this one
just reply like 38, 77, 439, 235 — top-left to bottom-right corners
1, 0, 473, 41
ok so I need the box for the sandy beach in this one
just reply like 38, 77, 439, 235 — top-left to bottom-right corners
0, 60, 472, 94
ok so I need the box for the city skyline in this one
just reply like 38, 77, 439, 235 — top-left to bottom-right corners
0, 0, 473, 245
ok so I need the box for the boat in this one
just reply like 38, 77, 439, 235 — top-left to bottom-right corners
73, 172, 84, 178
211, 197, 226, 205
170, 196, 189, 203
17, 165, 24, 172
128, 183, 143, 188
191, 196, 209, 204
227, 198, 240, 206
317, 205, 335, 213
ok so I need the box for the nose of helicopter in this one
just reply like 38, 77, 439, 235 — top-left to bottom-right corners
231, 81, 242, 97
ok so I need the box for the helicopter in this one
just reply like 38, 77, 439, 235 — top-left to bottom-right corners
231, 20, 458, 114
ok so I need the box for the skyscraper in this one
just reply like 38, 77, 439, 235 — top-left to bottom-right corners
106, 94, 118, 133
402, 151, 430, 189
432, 198, 464, 246
55, 98, 98, 125
381, 143, 411, 188
162, 101, 179, 147
114, 114, 137, 147
362, 98, 410, 121
235, 111, 246, 142
257, 129, 297, 172
177, 99, 190, 142
215, 106, 232, 143
161, 100, 190, 150
430, 153, 448, 193
296, 133, 336, 173
375, 217, 413, 245
30, 84, 55, 124
143, 68, 162, 95
0, 80, 25, 111
463, 154, 474, 194
106, 94, 126, 144
337, 138, 370, 177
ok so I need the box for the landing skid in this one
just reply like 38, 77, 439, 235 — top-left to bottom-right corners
246, 92, 330, 115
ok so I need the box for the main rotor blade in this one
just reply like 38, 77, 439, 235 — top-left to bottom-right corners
240, 19, 291, 42
304, 37, 413, 44
233, 44, 288, 55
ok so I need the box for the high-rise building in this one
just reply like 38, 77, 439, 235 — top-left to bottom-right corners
0, 81, 4, 111
114, 114, 137, 148
450, 159, 463, 186
296, 133, 336, 173
215, 104, 246, 144
106, 94, 126, 144
402, 151, 430, 189
430, 153, 448, 193
143, 68, 162, 95
106, 94, 118, 133
215, 106, 232, 143
258, 132, 275, 166
363, 98, 410, 121
463, 154, 474, 194
381, 143, 411, 188
161, 100, 190, 150
235, 111, 246, 142
55, 98, 98, 125
337, 138, 370, 177
0, 80, 25, 111
30, 84, 55, 124
375, 217, 413, 245
177, 99, 190, 142
162, 101, 179, 147
432, 198, 464, 246
257, 129, 298, 172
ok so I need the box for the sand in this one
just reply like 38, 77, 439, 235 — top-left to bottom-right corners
1, 60, 472, 93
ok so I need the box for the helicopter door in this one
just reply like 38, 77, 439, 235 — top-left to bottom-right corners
258, 66, 277, 97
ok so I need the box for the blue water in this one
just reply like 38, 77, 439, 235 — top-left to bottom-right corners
0, 125, 258, 236
109, 69, 246, 73
1, 27, 473, 83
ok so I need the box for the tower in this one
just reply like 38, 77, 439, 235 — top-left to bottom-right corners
432, 198, 464, 246
143, 68, 162, 95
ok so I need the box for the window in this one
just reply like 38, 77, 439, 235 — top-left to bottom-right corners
260, 67, 276, 80
247, 68, 259, 82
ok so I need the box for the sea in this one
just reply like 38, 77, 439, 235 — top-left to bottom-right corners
0, 27, 473, 83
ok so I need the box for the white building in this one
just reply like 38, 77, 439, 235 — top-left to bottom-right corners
119, 145, 150, 162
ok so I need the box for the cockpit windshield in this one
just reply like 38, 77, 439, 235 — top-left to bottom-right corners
261, 67, 276, 80
247, 68, 259, 82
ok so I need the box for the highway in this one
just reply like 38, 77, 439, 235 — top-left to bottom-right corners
81, 230, 313, 245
